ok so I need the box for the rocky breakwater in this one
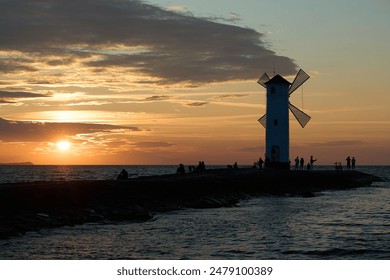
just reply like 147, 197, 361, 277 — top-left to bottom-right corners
0, 168, 382, 239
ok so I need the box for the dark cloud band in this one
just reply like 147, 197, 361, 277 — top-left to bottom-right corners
0, 118, 141, 142
0, 0, 297, 85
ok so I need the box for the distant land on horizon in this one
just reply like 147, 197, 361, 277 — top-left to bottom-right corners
0, 162, 34, 166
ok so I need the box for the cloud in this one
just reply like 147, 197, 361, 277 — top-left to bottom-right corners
143, 95, 171, 101
0, 0, 297, 86
0, 90, 50, 104
213, 94, 249, 100
0, 118, 141, 142
186, 101, 209, 107
0, 58, 38, 74
204, 12, 242, 23
165, 5, 191, 13
0, 91, 49, 99
0, 100, 15, 104
134, 141, 174, 148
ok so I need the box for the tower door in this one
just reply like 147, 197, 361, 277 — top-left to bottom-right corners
271, 145, 280, 162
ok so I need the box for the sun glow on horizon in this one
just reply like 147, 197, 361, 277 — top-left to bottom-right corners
56, 141, 71, 151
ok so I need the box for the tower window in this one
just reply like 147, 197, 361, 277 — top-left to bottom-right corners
274, 119, 278, 126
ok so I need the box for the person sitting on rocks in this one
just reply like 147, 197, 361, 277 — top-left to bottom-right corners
177, 164, 186, 175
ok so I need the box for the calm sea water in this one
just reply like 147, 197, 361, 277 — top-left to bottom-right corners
0, 165, 181, 184
0, 165, 389, 259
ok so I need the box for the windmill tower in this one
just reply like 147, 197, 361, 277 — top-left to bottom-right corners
257, 69, 311, 169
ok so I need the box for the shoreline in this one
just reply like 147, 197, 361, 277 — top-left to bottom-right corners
0, 168, 383, 239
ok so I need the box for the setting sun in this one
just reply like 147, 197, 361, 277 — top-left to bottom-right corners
56, 141, 71, 151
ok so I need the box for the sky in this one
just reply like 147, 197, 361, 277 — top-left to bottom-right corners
0, 0, 389, 165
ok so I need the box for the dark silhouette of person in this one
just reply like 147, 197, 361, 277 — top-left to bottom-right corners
307, 163, 311, 170
351, 157, 356, 170
196, 161, 206, 172
346, 156, 351, 170
177, 163, 185, 175
294, 156, 299, 170
310, 155, 317, 169
258, 157, 264, 169
117, 169, 128, 180
300, 157, 304, 170
233, 162, 238, 169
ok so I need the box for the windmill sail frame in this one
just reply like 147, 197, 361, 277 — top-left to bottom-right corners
257, 69, 311, 129
257, 73, 270, 88
258, 114, 267, 128
289, 102, 311, 128
289, 69, 310, 96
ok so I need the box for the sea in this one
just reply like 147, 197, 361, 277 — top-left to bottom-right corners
0, 165, 389, 260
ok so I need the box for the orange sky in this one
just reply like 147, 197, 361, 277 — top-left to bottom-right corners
1, 0, 389, 165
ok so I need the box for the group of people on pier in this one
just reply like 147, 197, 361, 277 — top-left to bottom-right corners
177, 161, 206, 174
337, 156, 356, 170
174, 154, 358, 175
293, 155, 317, 170
255, 154, 357, 171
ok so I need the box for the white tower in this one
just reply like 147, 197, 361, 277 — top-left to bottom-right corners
258, 69, 311, 169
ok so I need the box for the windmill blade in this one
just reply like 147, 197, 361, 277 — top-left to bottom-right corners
289, 102, 311, 128
289, 69, 310, 95
258, 114, 266, 128
257, 73, 270, 88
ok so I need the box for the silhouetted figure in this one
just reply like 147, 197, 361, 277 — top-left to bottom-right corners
117, 169, 128, 180
352, 157, 356, 170
196, 161, 206, 172
307, 163, 311, 170
310, 155, 317, 169
294, 156, 299, 170
233, 162, 238, 169
258, 157, 264, 169
300, 157, 304, 170
177, 164, 185, 175
346, 156, 351, 170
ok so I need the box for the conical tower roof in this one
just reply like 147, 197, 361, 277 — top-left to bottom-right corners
265, 74, 291, 85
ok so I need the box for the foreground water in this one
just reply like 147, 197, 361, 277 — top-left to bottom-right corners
0, 166, 389, 259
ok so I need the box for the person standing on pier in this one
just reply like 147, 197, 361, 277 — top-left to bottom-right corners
294, 156, 299, 170
351, 157, 356, 170
310, 155, 317, 169
258, 157, 264, 169
346, 156, 351, 170
300, 157, 304, 170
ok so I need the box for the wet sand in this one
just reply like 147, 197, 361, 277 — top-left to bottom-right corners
0, 168, 382, 239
